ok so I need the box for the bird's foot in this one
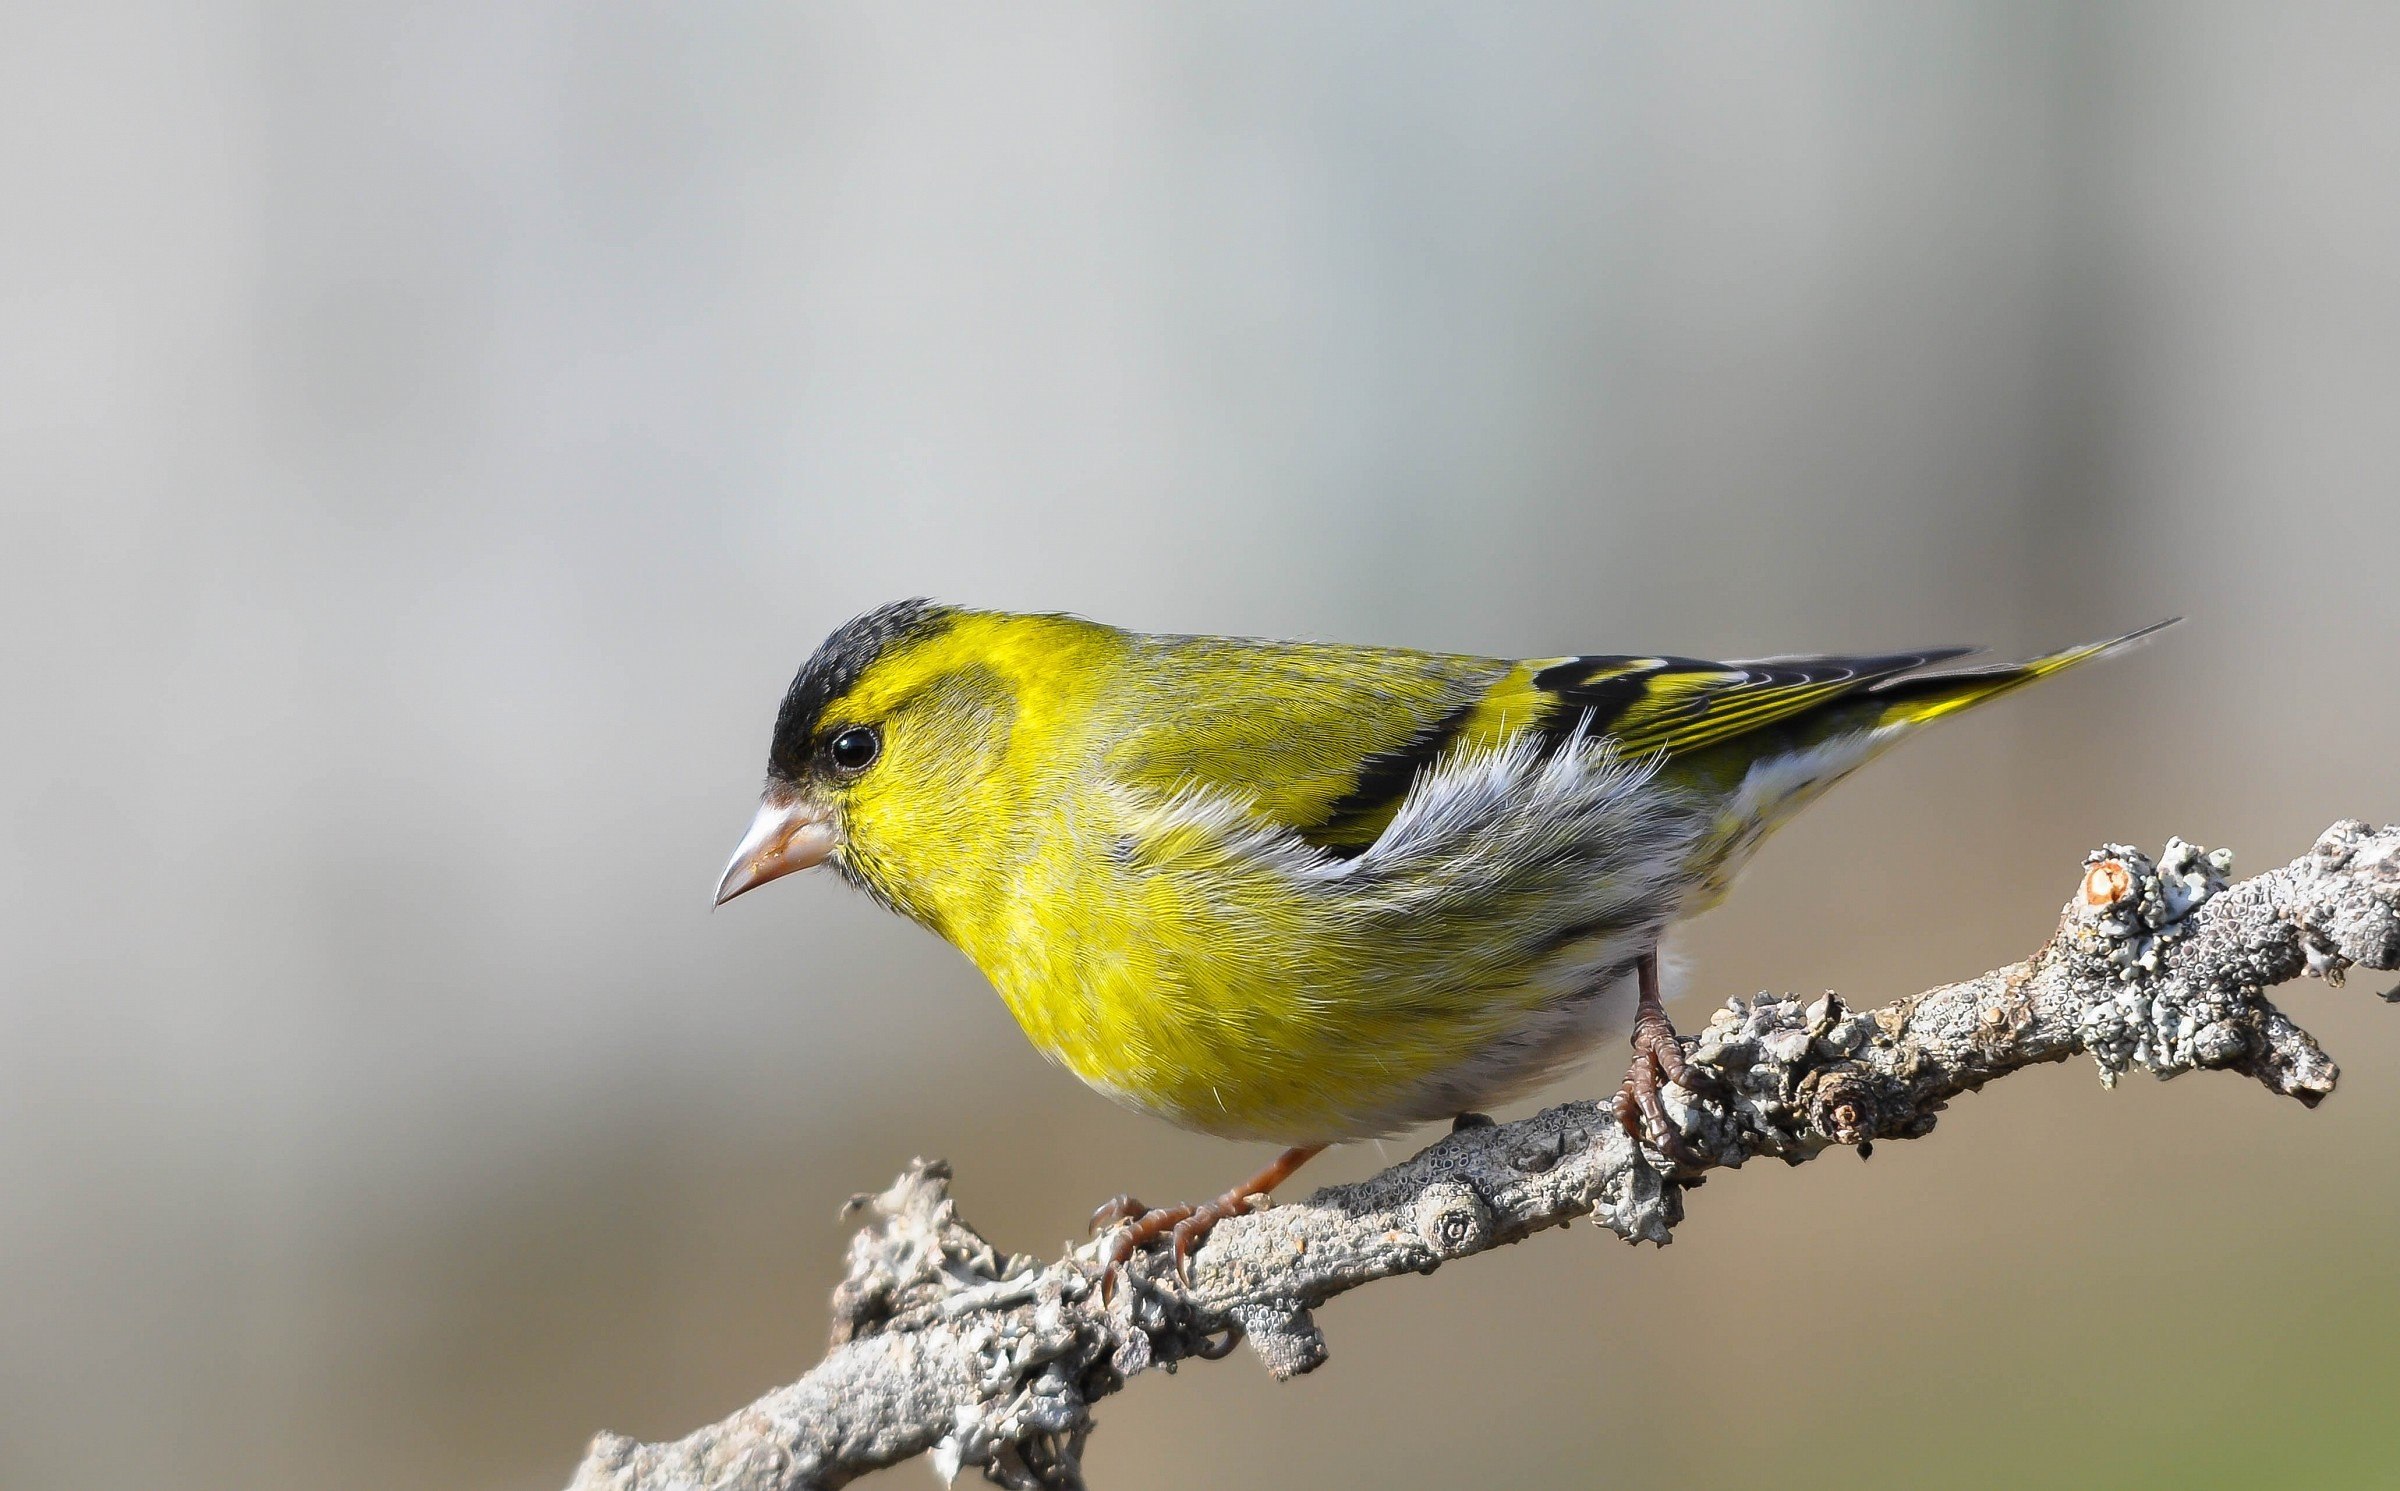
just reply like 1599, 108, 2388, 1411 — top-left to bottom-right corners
1612, 1003, 1720, 1168
1090, 1190, 1262, 1302
1087, 1144, 1326, 1303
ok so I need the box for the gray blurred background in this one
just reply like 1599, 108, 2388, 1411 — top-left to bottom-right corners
3, 3, 2396, 1488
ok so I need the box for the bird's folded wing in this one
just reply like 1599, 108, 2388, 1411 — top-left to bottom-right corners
1526, 649, 1979, 760
1106, 729, 1711, 977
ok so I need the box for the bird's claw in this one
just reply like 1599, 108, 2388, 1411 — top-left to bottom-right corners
1169, 1210, 1222, 1278
1087, 1145, 1324, 1304
1613, 1008, 1718, 1169
1091, 1193, 1263, 1303
1088, 1194, 1149, 1234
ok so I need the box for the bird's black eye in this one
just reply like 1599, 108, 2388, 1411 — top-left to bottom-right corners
825, 726, 880, 774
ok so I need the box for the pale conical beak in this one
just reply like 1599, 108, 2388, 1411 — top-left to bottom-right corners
715, 794, 838, 906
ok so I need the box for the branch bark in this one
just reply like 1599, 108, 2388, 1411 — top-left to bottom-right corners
565, 821, 2400, 1491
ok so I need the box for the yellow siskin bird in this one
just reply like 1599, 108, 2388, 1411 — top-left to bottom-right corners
716, 601, 2172, 1270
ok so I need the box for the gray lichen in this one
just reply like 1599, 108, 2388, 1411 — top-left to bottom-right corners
2070, 838, 2246, 1085
564, 822, 2400, 1491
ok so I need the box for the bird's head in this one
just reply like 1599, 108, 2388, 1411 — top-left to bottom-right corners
715, 599, 1103, 929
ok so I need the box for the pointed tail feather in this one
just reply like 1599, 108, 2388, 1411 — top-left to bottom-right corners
1867, 618, 2181, 728
1679, 618, 2181, 908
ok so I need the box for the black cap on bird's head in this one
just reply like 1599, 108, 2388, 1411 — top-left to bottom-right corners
765, 597, 954, 783
717, 598, 959, 905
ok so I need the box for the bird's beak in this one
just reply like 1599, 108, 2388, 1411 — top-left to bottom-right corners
715, 793, 837, 906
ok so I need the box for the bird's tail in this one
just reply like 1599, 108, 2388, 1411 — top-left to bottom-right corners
1865, 617, 2182, 729
1669, 618, 2179, 912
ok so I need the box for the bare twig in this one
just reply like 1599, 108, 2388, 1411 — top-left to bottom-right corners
565, 821, 2400, 1490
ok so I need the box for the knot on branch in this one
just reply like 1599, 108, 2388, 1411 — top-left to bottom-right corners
2071, 837, 2234, 979
2064, 838, 2254, 1087
835, 1162, 1109, 1489
2299, 820, 2400, 981
1676, 991, 1907, 1157
1587, 1132, 1683, 1244
829, 1160, 1040, 1345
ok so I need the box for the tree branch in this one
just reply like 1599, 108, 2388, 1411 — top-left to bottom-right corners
565, 821, 2400, 1491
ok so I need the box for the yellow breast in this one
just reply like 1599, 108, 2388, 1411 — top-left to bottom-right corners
947, 791, 1632, 1144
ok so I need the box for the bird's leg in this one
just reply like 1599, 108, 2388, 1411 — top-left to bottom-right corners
1093, 1144, 1325, 1300
1612, 949, 1716, 1167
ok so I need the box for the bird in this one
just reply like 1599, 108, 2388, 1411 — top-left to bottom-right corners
715, 600, 2172, 1279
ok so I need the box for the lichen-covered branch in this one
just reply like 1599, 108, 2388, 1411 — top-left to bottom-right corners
566, 822, 2400, 1491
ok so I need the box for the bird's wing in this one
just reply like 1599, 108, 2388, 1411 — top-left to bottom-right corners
1100, 634, 1513, 853
1102, 636, 1982, 857
1114, 727, 1704, 957
1521, 648, 1980, 759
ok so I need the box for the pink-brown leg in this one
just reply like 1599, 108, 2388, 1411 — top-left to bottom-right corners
1611, 950, 1716, 1166
1096, 1145, 1325, 1300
